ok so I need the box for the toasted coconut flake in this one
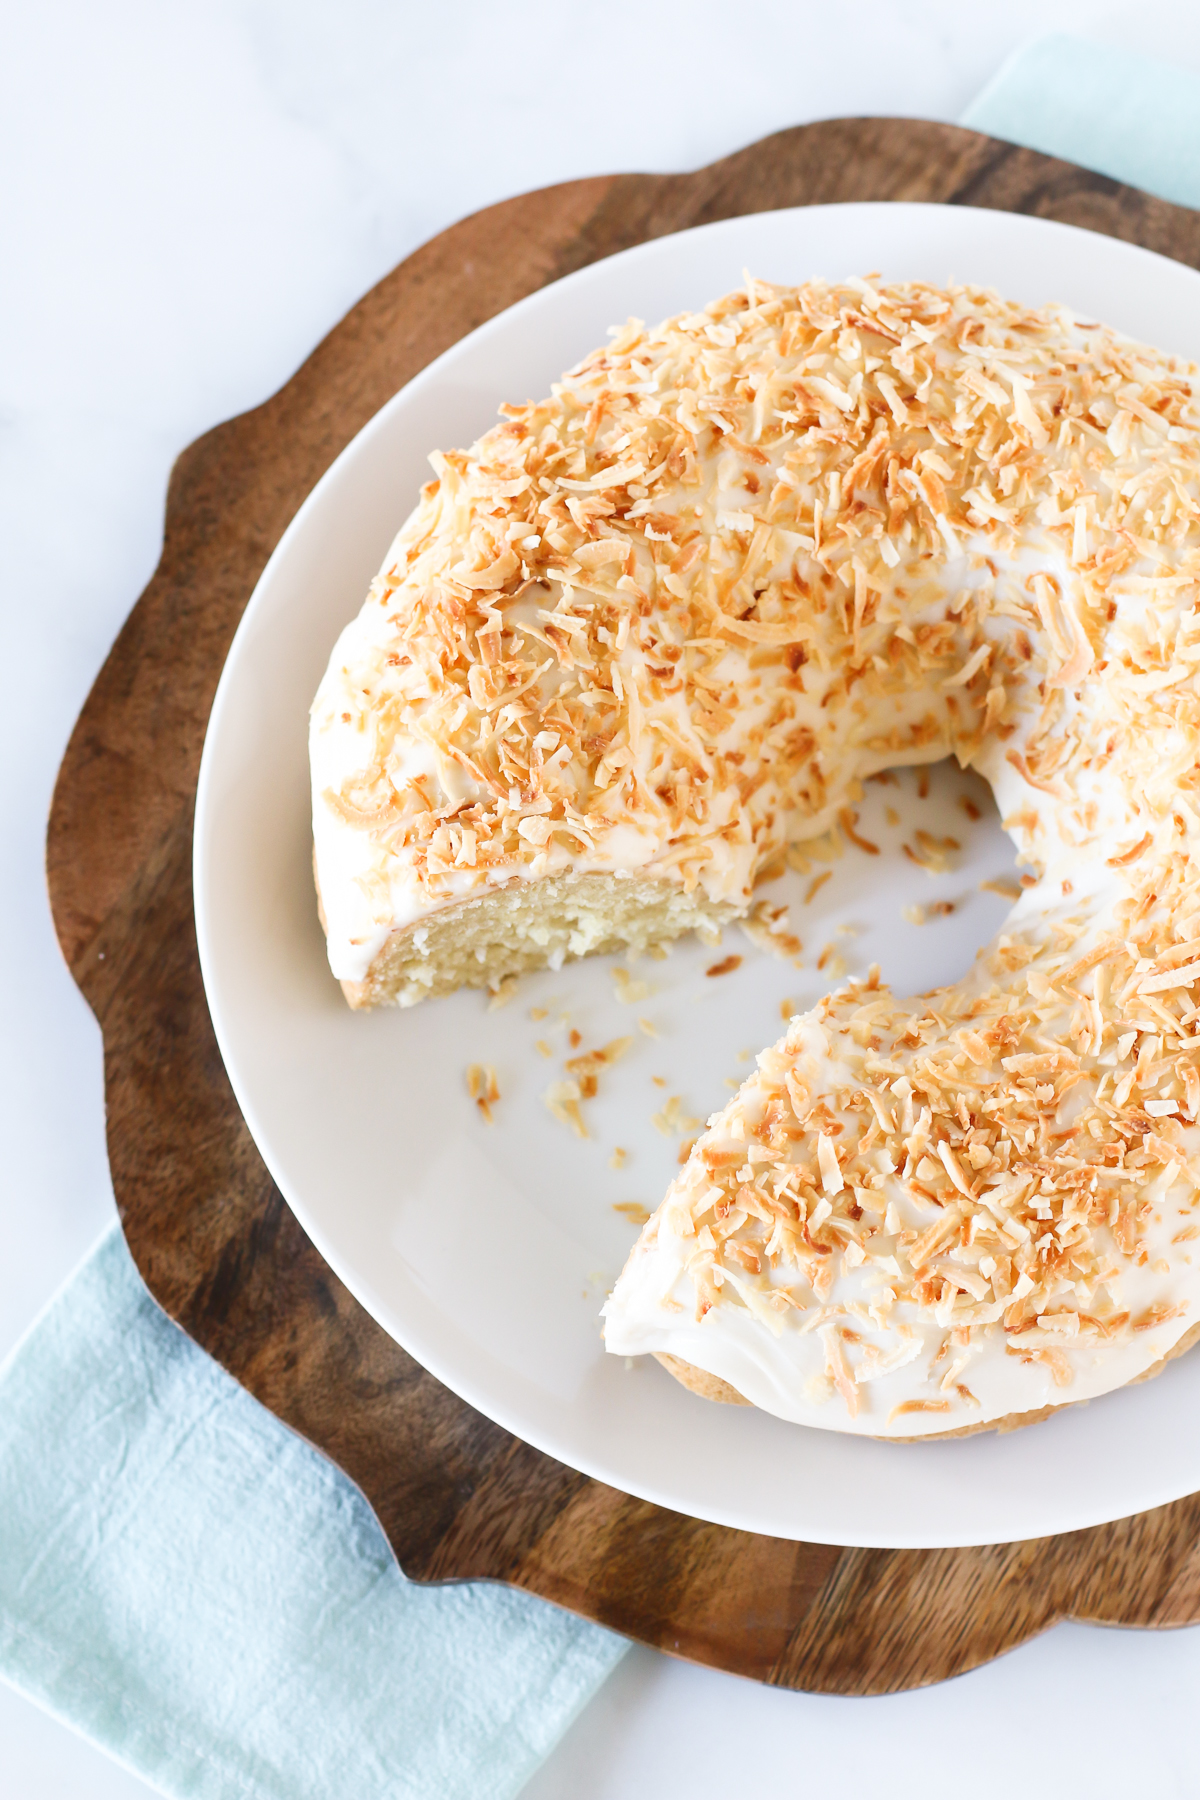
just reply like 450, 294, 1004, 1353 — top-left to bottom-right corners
1141, 960, 1200, 995
819, 1325, 859, 1417
1108, 832, 1154, 868
652, 1094, 702, 1137
741, 899, 803, 961
817, 1132, 844, 1195
566, 1036, 634, 1081
888, 1399, 953, 1423
544, 1079, 588, 1138
466, 1063, 500, 1123
840, 809, 881, 856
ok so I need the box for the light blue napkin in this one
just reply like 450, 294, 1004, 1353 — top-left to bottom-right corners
963, 32, 1200, 209
0, 1226, 626, 1799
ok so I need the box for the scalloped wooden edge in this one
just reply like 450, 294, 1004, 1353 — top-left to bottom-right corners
45, 116, 1200, 1694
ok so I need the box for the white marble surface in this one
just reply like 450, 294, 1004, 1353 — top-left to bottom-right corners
5, 2, 1200, 1794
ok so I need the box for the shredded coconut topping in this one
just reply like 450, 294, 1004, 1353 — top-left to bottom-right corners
312, 275, 1200, 1433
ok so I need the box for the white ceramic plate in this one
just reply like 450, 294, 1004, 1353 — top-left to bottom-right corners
195, 202, 1200, 1547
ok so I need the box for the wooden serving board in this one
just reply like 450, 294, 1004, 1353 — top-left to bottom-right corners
47, 118, 1200, 1694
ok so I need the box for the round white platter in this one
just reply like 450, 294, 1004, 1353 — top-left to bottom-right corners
195, 201, 1200, 1546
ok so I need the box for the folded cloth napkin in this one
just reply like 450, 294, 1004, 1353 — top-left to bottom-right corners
8, 31, 1200, 1800
0, 1226, 626, 1799
962, 32, 1200, 209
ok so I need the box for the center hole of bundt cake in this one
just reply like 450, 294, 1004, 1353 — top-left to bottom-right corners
764, 758, 1021, 1007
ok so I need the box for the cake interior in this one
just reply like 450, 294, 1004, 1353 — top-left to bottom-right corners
341, 872, 740, 1009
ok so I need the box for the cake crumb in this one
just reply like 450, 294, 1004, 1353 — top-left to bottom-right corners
529, 1006, 549, 1021
487, 975, 518, 1010
780, 997, 796, 1021
637, 1016, 659, 1037
613, 967, 651, 1004
535, 1039, 553, 1057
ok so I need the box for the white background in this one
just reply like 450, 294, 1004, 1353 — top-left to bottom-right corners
4, 2, 1200, 1795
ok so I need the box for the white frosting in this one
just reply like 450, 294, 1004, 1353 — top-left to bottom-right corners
604, 1176, 1200, 1436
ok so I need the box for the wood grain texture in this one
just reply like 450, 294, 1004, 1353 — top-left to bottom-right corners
45, 118, 1200, 1693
